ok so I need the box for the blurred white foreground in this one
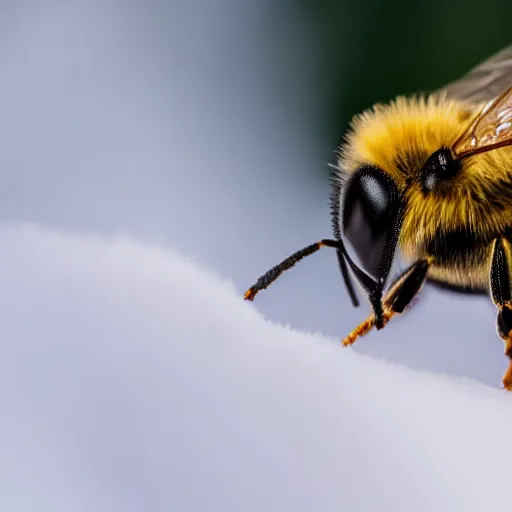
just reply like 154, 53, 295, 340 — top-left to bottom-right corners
0, 223, 510, 511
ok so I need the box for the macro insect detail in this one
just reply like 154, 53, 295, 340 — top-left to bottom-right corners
244, 44, 512, 390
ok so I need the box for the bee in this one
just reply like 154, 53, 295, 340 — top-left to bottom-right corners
244, 43, 512, 389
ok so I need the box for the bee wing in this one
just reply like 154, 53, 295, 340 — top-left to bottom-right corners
438, 44, 512, 104
451, 85, 512, 159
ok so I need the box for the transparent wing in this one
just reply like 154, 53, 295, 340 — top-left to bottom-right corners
452, 86, 512, 158
438, 43, 512, 104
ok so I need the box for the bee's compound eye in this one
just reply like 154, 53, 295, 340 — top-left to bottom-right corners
342, 166, 400, 278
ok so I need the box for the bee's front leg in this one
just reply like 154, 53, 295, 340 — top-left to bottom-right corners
342, 258, 431, 346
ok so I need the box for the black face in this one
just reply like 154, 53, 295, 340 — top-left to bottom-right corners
342, 165, 401, 279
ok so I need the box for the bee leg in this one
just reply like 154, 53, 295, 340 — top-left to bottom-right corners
489, 238, 512, 390
497, 308, 512, 391
342, 259, 431, 346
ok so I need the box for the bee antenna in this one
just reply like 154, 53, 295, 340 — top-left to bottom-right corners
243, 239, 368, 307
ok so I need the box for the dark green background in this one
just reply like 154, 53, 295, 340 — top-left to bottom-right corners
300, 1, 511, 152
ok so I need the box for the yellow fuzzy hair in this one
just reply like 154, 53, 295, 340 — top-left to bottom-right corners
336, 93, 512, 289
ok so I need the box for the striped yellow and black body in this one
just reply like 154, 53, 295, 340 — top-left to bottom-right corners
336, 94, 512, 293
244, 43, 512, 390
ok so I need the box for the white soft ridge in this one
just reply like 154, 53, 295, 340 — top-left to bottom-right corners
0, 222, 510, 512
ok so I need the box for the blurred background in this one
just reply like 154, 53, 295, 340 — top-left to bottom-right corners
1, 0, 511, 386
305, 0, 512, 148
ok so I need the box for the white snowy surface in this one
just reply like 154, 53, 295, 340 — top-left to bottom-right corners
0, 223, 510, 512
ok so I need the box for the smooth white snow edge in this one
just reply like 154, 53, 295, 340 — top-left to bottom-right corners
0, 222, 511, 512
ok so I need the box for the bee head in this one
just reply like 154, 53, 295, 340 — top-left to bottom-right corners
341, 165, 402, 280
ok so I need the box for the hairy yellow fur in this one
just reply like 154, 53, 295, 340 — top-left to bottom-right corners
337, 94, 512, 289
